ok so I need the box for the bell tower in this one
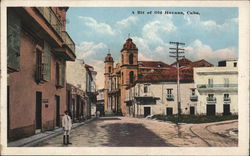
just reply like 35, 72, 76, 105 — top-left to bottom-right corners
104, 53, 114, 111
120, 38, 138, 115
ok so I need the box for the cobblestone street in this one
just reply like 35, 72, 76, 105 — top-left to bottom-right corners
36, 117, 238, 147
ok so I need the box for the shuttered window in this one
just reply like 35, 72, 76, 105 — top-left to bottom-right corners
56, 60, 65, 88
60, 60, 65, 87
43, 41, 51, 81
7, 10, 21, 71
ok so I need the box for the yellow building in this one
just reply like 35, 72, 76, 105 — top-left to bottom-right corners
104, 38, 170, 115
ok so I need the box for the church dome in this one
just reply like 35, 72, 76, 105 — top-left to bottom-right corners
121, 38, 138, 51
105, 53, 113, 62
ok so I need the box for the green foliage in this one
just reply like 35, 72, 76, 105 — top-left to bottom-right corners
152, 114, 238, 124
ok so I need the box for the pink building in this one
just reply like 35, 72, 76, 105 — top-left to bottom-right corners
7, 7, 76, 141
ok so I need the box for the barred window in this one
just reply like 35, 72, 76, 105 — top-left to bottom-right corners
7, 9, 21, 72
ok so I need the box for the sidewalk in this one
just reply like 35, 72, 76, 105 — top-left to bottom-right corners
8, 117, 97, 147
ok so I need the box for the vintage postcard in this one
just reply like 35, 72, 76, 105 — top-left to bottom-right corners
0, 0, 249, 155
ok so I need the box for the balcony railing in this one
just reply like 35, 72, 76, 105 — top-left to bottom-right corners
36, 7, 62, 36
36, 63, 46, 83
224, 97, 231, 102
166, 94, 174, 101
206, 97, 216, 103
62, 31, 75, 53
190, 95, 198, 101
197, 84, 238, 89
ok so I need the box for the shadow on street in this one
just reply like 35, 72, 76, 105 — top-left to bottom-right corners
102, 123, 175, 147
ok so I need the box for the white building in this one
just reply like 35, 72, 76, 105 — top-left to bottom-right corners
125, 81, 198, 117
66, 59, 86, 91
194, 60, 238, 115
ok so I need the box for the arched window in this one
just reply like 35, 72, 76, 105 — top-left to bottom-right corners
121, 72, 124, 84
129, 54, 133, 64
108, 66, 111, 73
129, 71, 134, 84
121, 54, 124, 64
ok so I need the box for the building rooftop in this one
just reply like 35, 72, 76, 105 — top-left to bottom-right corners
138, 61, 170, 68
121, 38, 138, 51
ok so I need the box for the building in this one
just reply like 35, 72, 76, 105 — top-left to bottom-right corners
66, 60, 97, 121
104, 37, 213, 116
66, 59, 87, 122
125, 58, 213, 117
85, 64, 97, 118
96, 89, 105, 116
7, 7, 75, 141
194, 59, 238, 115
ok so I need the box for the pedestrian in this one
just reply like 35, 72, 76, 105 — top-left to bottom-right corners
62, 110, 72, 145
97, 110, 100, 117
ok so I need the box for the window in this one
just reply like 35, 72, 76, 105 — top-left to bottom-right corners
121, 55, 124, 64
108, 66, 111, 73
167, 89, 173, 95
43, 41, 51, 81
129, 71, 134, 83
224, 94, 229, 98
144, 84, 148, 93
191, 89, 195, 95
208, 79, 213, 87
129, 54, 133, 64
121, 72, 124, 84
234, 62, 237, 67
55, 60, 65, 88
224, 78, 229, 87
36, 49, 45, 83
208, 94, 214, 98
7, 9, 21, 72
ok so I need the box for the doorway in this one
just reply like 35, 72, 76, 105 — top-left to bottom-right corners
36, 92, 42, 130
144, 107, 151, 117
190, 106, 195, 115
207, 104, 216, 116
55, 95, 60, 127
166, 107, 173, 115
223, 104, 230, 115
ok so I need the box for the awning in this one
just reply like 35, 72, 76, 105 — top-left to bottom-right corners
134, 96, 160, 105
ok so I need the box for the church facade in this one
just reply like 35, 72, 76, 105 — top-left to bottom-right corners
104, 38, 213, 116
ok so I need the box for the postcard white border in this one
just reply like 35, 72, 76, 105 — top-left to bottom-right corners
1, 0, 249, 155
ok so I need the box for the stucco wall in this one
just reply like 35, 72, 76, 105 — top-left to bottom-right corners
8, 30, 67, 140
126, 82, 197, 116
194, 65, 238, 115
66, 59, 87, 91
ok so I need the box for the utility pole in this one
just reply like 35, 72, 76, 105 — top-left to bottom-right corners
169, 41, 185, 137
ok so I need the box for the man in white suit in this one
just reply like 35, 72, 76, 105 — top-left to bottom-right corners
62, 110, 72, 145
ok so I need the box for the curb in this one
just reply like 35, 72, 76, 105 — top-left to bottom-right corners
8, 117, 97, 147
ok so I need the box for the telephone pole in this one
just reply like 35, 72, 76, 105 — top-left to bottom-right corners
169, 41, 185, 137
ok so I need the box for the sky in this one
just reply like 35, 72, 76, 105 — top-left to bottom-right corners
66, 7, 238, 89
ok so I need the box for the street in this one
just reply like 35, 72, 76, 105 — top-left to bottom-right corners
36, 117, 238, 147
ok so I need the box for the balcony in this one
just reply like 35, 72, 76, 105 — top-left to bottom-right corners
224, 97, 231, 102
206, 97, 216, 103
197, 84, 237, 89
197, 84, 238, 93
166, 94, 174, 101
36, 7, 62, 37
62, 31, 75, 54
190, 95, 198, 101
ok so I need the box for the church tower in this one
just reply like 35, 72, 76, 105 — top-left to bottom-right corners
120, 38, 139, 115
104, 53, 114, 111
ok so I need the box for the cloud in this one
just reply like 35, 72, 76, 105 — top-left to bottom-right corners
185, 39, 238, 64
138, 53, 153, 61
142, 15, 176, 44
79, 16, 115, 35
116, 16, 139, 28
183, 14, 238, 32
76, 42, 107, 59
201, 18, 238, 32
